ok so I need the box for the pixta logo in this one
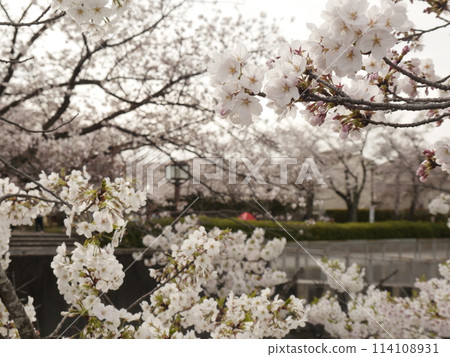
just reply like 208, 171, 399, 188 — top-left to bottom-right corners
125, 148, 170, 195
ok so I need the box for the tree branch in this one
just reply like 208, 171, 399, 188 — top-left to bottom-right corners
383, 56, 450, 91
0, 5, 64, 27
363, 112, 450, 128
0, 113, 79, 134
0, 193, 60, 205
0, 265, 38, 338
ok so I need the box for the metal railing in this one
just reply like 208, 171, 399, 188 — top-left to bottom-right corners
275, 238, 450, 287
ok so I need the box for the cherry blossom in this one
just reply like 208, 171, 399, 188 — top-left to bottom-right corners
321, 257, 365, 294
51, 0, 131, 36
434, 140, 450, 174
141, 216, 289, 297
208, 44, 265, 126
1, 0, 449, 340
308, 259, 450, 338
208, 0, 447, 140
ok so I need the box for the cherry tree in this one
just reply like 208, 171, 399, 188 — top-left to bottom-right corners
423, 140, 450, 228
1, 0, 450, 340
373, 128, 449, 219
0, 0, 307, 339
207, 0, 450, 215
209, 0, 449, 131
0, 0, 279, 181
0, 169, 308, 338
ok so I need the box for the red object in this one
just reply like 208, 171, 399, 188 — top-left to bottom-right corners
238, 212, 256, 221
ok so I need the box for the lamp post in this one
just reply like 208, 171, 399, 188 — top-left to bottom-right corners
165, 162, 190, 213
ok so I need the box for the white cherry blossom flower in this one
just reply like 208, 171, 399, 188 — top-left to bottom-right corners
358, 28, 396, 59
239, 64, 264, 94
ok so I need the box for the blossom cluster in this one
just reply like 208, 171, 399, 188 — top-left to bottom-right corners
51, 242, 142, 338
321, 257, 365, 294
308, 259, 450, 338
208, 44, 264, 126
51, 242, 124, 306
141, 216, 288, 297
207, 0, 450, 142
417, 140, 450, 181
428, 194, 450, 216
0, 220, 10, 271
428, 193, 450, 229
306, 0, 412, 76
136, 224, 307, 338
0, 178, 54, 269
434, 140, 450, 174
184, 288, 306, 339
0, 169, 145, 338
1, 168, 308, 339
421, 140, 450, 228
38, 168, 146, 245
417, 149, 438, 183
50, 216, 307, 338
3, 166, 449, 339
208, 0, 419, 136
51, 0, 132, 36
0, 178, 55, 338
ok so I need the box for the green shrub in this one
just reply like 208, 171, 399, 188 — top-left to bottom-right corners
308, 221, 449, 240
138, 216, 450, 244
324, 209, 443, 223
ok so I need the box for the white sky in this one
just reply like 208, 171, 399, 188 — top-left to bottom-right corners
197, 0, 450, 144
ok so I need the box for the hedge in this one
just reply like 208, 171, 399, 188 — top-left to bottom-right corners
121, 217, 450, 246
324, 209, 444, 223
197, 217, 450, 241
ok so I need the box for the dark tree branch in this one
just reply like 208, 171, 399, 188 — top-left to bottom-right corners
0, 56, 34, 64
304, 92, 450, 112
398, 22, 450, 41
363, 112, 450, 128
383, 56, 450, 91
0, 5, 64, 27
46, 310, 71, 339
0, 113, 79, 133
0, 265, 38, 338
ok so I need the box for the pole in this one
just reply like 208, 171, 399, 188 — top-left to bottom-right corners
369, 166, 375, 224
174, 179, 180, 213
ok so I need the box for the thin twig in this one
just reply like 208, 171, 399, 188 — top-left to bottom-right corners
363, 112, 450, 128
376, 270, 398, 289
0, 193, 61, 205
0, 113, 79, 133
46, 309, 72, 339
0, 12, 64, 27
383, 57, 450, 91
0, 156, 72, 208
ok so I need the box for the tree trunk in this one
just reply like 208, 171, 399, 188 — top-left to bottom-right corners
0, 265, 38, 339
347, 201, 359, 222
304, 189, 315, 220
408, 182, 419, 220
408, 197, 417, 220
394, 174, 401, 219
